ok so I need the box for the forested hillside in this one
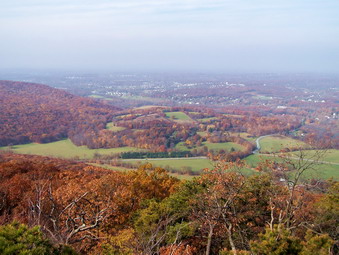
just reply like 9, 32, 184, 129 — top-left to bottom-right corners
0, 80, 119, 146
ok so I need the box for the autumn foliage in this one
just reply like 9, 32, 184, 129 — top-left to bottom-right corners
0, 153, 337, 254
0, 80, 119, 146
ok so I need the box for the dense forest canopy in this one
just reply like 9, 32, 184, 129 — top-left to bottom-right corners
0, 80, 119, 146
0, 153, 337, 254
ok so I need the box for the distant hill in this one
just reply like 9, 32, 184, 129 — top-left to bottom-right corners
0, 80, 119, 146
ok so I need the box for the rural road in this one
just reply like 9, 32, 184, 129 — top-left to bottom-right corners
253, 134, 275, 154
253, 134, 338, 166
107, 134, 338, 166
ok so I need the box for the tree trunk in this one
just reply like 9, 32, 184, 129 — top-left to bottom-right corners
227, 224, 237, 255
206, 224, 214, 255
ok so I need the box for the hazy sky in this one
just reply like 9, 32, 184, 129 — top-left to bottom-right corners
1, 0, 339, 73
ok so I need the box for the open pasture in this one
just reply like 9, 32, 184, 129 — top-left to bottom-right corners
244, 153, 339, 180
1, 139, 143, 159
165, 112, 193, 122
227, 132, 257, 142
106, 122, 126, 132
175, 141, 245, 152
259, 136, 309, 153
287, 149, 339, 164
197, 117, 218, 122
122, 158, 214, 172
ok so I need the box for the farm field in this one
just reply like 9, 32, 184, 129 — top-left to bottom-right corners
244, 153, 339, 180
259, 135, 309, 153
288, 164, 339, 180
106, 122, 126, 132
133, 105, 165, 110
89, 163, 131, 172
287, 149, 339, 164
0, 139, 143, 159
197, 117, 218, 122
122, 158, 214, 172
165, 111, 193, 122
175, 141, 245, 152
228, 132, 257, 142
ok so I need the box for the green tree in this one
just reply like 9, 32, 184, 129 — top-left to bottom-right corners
312, 181, 339, 241
0, 222, 76, 255
301, 230, 333, 255
250, 225, 302, 255
131, 180, 202, 254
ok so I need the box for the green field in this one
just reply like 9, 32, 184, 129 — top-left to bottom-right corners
245, 154, 270, 167
133, 105, 164, 110
1, 139, 143, 159
253, 95, 273, 100
123, 158, 214, 172
165, 112, 193, 122
89, 163, 131, 172
197, 131, 208, 137
228, 132, 257, 142
175, 141, 245, 152
260, 136, 309, 153
106, 122, 126, 132
197, 117, 218, 122
89, 94, 105, 99
287, 149, 339, 164
289, 164, 339, 180
89, 95, 114, 101
244, 153, 339, 180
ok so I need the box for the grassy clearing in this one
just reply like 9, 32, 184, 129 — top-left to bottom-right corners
89, 94, 104, 98
228, 132, 257, 142
288, 164, 339, 180
253, 95, 273, 100
244, 154, 339, 180
287, 149, 339, 164
133, 105, 165, 110
197, 131, 208, 137
106, 122, 126, 132
175, 142, 245, 152
122, 158, 214, 172
1, 139, 143, 159
260, 136, 309, 153
197, 117, 218, 122
244, 154, 268, 167
89, 163, 131, 172
203, 142, 245, 151
165, 112, 193, 122
89, 95, 114, 101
